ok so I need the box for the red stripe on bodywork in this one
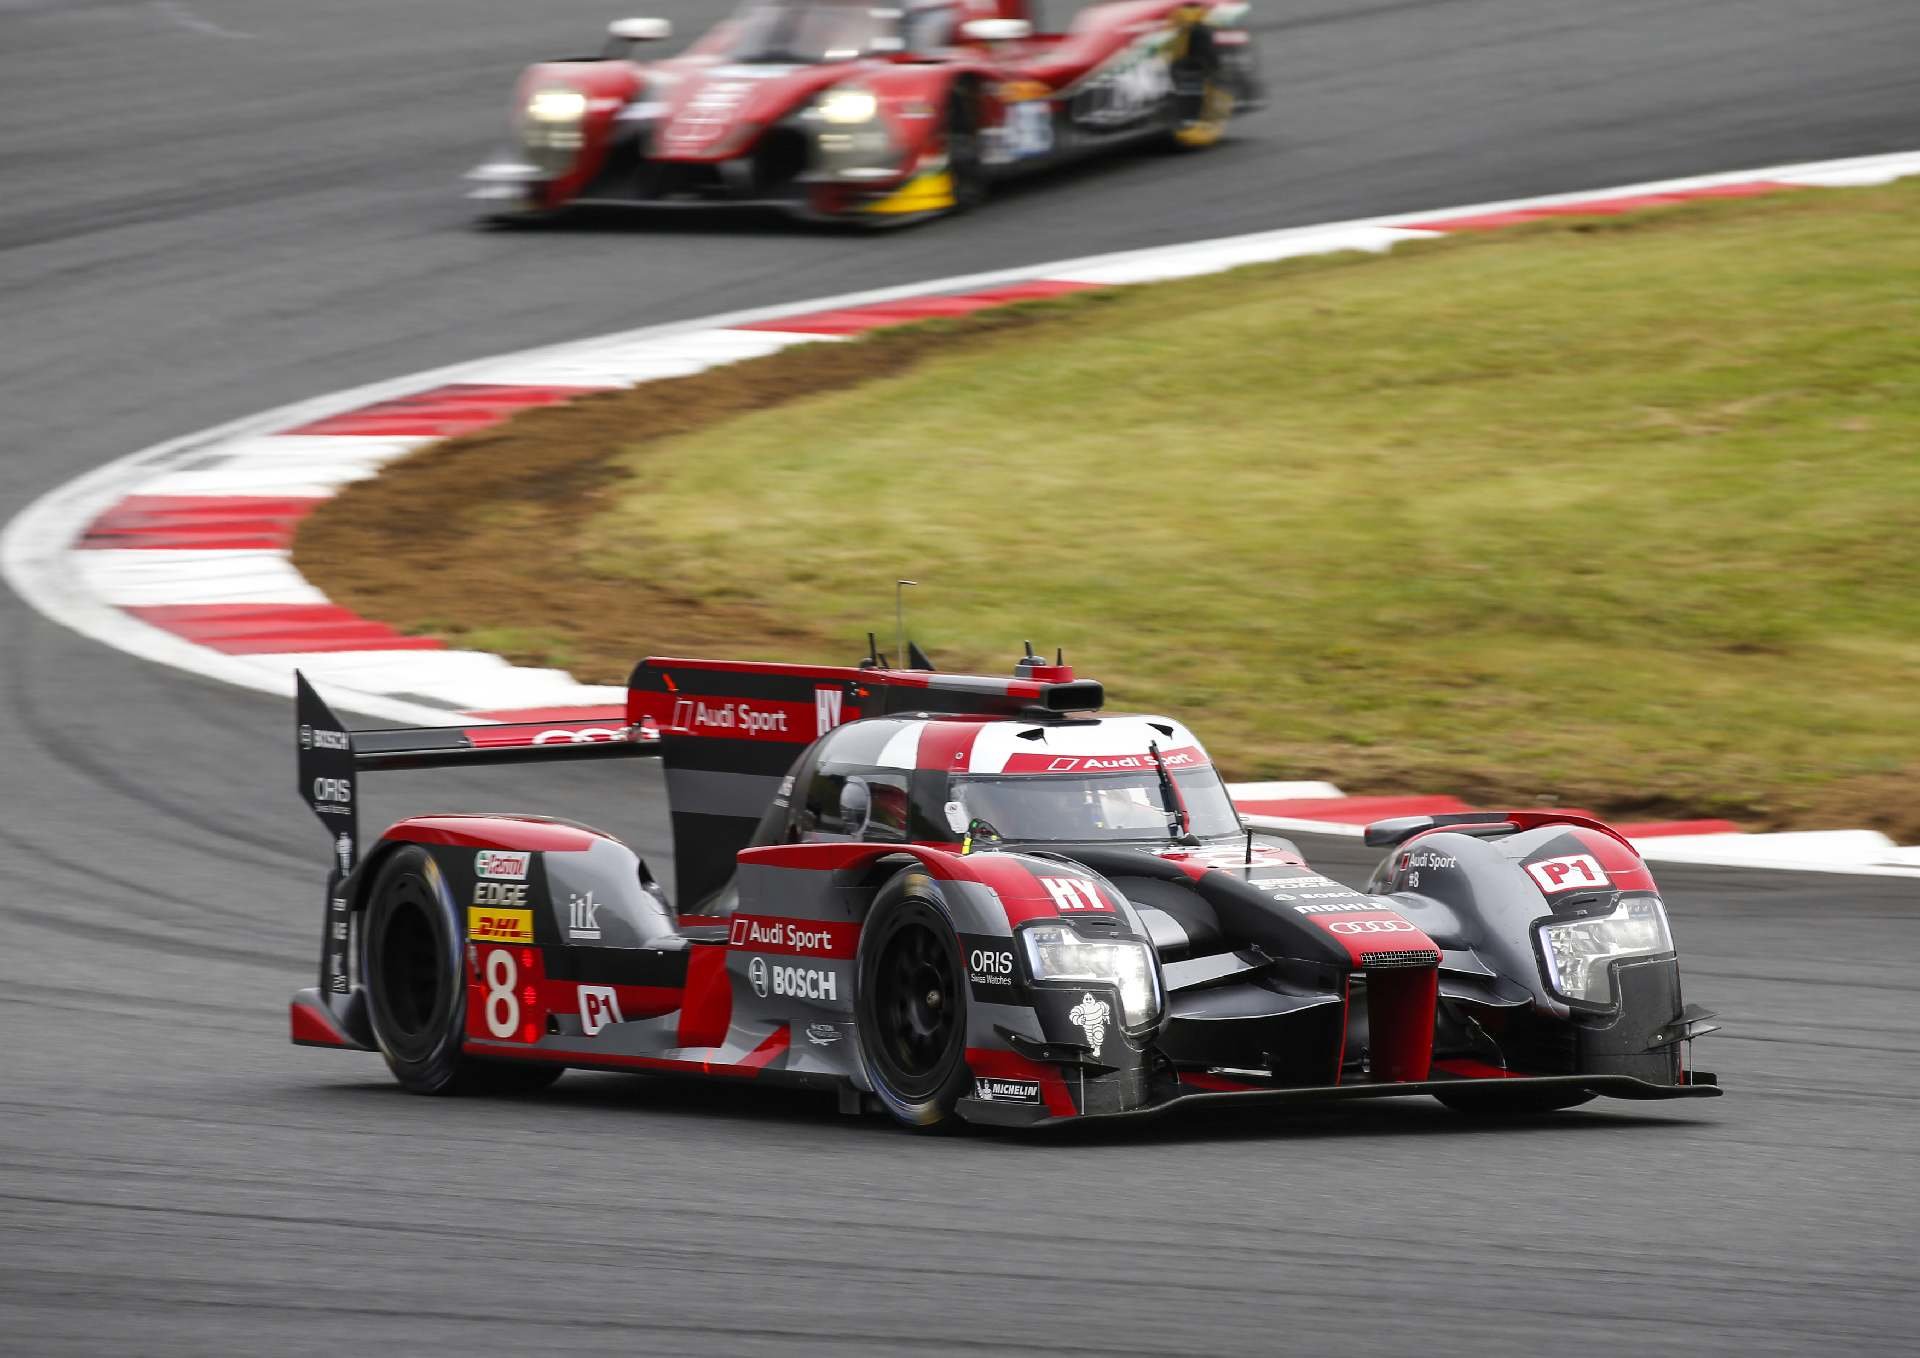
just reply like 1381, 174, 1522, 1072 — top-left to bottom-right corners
736, 281, 1096, 336
676, 942, 733, 1048
734, 841, 1079, 925
916, 718, 991, 772
1560, 825, 1659, 894
732, 1025, 792, 1072
289, 996, 356, 1048
998, 745, 1207, 775
1406, 182, 1797, 231
1175, 1070, 1263, 1092
463, 1036, 782, 1078
126, 603, 444, 654
283, 383, 603, 437
464, 705, 628, 723
79, 495, 323, 550
1366, 967, 1438, 1083
1432, 1058, 1520, 1081
458, 720, 630, 748
382, 814, 604, 853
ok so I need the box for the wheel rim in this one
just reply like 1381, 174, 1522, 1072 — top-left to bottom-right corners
873, 920, 960, 1096
376, 873, 444, 1052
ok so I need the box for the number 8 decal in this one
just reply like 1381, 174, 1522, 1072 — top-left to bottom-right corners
484, 948, 519, 1038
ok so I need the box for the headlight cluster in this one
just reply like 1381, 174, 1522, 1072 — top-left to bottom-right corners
1538, 895, 1673, 1006
1023, 924, 1160, 1029
815, 86, 879, 124
520, 86, 589, 173
526, 88, 589, 123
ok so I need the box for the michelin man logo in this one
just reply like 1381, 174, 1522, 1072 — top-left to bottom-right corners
1069, 992, 1111, 1051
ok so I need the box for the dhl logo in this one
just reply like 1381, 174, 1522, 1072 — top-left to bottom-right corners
468, 906, 534, 944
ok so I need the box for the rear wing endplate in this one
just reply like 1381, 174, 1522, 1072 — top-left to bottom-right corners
294, 671, 656, 873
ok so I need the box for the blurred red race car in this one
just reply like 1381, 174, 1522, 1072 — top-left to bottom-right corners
467, 0, 1266, 225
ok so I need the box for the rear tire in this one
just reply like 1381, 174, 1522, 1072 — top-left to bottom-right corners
362, 845, 563, 1096
856, 874, 972, 1129
1434, 1086, 1596, 1116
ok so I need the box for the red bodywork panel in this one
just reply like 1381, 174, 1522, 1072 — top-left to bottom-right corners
380, 814, 607, 854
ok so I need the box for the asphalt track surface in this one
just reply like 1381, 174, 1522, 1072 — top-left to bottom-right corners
3, 1, 1919, 1352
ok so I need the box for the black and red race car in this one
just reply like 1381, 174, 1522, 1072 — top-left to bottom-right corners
290, 644, 1721, 1128
467, 0, 1265, 224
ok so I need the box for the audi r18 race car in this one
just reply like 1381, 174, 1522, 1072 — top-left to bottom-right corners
289, 645, 1721, 1128
466, 0, 1265, 224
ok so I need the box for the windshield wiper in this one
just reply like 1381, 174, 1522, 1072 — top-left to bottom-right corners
1149, 741, 1198, 845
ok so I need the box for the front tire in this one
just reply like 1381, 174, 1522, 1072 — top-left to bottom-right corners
1169, 23, 1234, 149
856, 874, 972, 1129
362, 846, 563, 1096
944, 88, 987, 212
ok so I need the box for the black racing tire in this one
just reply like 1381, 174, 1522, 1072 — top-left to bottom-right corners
1169, 23, 1234, 149
1433, 1085, 1598, 1116
855, 872, 973, 1129
944, 87, 987, 212
361, 845, 563, 1097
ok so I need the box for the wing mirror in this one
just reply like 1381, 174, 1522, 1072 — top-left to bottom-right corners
839, 778, 872, 835
959, 18, 1034, 42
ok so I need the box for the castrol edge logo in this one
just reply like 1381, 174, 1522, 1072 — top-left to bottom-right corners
475, 849, 530, 881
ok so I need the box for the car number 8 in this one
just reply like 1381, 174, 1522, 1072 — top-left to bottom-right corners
484, 948, 519, 1038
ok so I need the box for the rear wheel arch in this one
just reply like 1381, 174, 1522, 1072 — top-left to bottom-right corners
360, 843, 562, 1096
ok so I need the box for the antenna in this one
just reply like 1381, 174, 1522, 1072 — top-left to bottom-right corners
895, 579, 917, 671
866, 632, 882, 668
1056, 646, 1064, 666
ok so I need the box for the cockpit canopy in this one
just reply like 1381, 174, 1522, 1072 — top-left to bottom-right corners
757, 712, 1243, 848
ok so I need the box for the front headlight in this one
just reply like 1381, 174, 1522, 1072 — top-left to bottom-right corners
1538, 895, 1674, 1006
526, 88, 589, 123
1022, 924, 1160, 1029
816, 86, 880, 124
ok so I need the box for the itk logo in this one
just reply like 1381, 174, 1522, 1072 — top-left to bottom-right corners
815, 687, 844, 736
578, 985, 623, 1036
567, 891, 602, 941
1039, 876, 1112, 913
1069, 993, 1111, 1051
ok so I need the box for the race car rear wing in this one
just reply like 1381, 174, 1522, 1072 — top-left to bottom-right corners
294, 671, 656, 872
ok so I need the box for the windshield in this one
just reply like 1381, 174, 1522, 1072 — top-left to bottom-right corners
952, 769, 1242, 843
718, 0, 902, 63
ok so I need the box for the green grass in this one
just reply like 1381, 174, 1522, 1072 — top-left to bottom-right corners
578, 182, 1920, 825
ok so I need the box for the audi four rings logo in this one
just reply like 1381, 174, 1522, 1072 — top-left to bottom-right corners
531, 726, 622, 745
1329, 919, 1418, 935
